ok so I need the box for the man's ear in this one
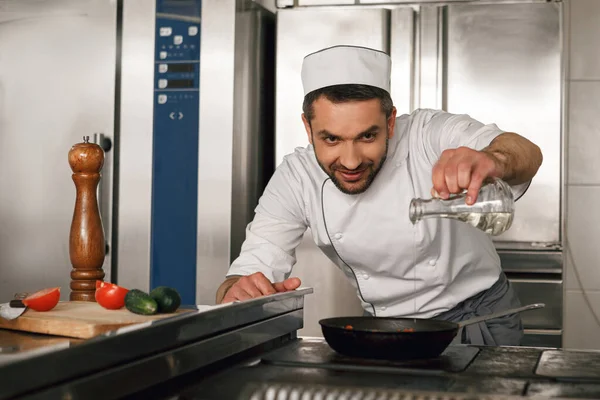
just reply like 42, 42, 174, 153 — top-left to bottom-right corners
387, 106, 397, 139
301, 113, 313, 145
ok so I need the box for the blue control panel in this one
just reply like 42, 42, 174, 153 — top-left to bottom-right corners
151, 0, 201, 305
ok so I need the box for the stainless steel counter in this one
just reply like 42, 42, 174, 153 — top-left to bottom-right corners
0, 329, 80, 366
0, 288, 312, 400
2, 287, 600, 400
140, 338, 600, 400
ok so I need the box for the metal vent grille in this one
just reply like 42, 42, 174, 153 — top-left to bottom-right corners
243, 383, 526, 400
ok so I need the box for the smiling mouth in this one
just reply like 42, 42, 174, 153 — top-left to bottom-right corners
337, 169, 366, 182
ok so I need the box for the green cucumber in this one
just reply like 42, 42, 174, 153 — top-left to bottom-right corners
149, 286, 181, 313
125, 289, 158, 315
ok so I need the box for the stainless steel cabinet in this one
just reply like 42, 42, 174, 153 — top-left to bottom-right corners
511, 279, 563, 330
0, 0, 117, 299
444, 3, 562, 246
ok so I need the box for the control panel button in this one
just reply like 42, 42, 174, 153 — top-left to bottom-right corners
188, 26, 198, 36
159, 51, 167, 60
158, 79, 168, 89
169, 111, 184, 120
159, 27, 172, 37
158, 64, 168, 73
174, 35, 183, 45
158, 94, 167, 104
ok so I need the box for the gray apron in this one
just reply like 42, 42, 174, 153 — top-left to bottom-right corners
434, 272, 524, 346
365, 272, 524, 346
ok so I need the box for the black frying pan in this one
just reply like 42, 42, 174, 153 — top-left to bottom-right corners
319, 303, 545, 360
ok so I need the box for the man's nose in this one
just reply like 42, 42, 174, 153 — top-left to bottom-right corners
339, 144, 361, 170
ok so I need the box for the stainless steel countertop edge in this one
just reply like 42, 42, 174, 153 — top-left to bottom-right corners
0, 288, 313, 400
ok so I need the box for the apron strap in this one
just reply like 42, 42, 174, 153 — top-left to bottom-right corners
464, 321, 496, 346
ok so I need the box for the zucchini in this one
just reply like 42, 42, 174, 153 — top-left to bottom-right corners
125, 289, 158, 315
149, 286, 181, 313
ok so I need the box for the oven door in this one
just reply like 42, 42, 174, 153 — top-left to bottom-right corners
501, 250, 563, 348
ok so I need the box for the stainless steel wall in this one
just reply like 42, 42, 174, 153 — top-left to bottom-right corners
196, 0, 277, 305
231, 2, 276, 265
116, 0, 156, 292
0, 0, 117, 299
195, 0, 237, 304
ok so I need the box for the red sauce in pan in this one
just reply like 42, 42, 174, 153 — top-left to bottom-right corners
342, 325, 414, 332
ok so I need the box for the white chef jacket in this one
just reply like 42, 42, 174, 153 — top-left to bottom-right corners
227, 108, 530, 318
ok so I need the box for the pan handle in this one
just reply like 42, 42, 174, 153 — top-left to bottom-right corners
457, 303, 545, 328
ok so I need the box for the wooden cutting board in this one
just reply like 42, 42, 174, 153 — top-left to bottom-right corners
0, 301, 192, 339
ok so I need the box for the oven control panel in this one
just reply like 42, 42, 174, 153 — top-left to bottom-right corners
151, 0, 201, 305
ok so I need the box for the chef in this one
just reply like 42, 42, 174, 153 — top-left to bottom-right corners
215, 45, 543, 346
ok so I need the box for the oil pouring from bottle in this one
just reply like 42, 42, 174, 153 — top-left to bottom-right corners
412, 225, 417, 322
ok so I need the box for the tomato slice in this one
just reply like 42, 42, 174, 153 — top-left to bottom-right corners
23, 287, 61, 311
95, 282, 129, 310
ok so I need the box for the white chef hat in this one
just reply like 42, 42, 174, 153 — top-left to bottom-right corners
301, 45, 391, 96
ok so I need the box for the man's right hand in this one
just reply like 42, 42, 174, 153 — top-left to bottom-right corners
219, 272, 301, 304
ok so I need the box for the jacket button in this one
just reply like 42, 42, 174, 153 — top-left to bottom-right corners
334, 233, 343, 240
363, 274, 370, 280
380, 306, 387, 311
429, 259, 436, 266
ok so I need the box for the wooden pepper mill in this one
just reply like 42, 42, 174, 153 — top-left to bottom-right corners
68, 136, 106, 301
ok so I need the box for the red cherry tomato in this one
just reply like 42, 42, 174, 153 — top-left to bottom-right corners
95, 281, 129, 310
23, 287, 61, 311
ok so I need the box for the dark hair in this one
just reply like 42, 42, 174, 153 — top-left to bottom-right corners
302, 84, 394, 122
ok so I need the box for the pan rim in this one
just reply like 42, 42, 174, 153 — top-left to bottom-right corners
318, 316, 458, 333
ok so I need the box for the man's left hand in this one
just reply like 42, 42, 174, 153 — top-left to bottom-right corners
431, 147, 505, 205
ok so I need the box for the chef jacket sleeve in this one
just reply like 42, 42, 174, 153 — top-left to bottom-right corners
226, 157, 309, 283
419, 109, 530, 200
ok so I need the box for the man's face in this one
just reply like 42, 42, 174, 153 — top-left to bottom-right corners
302, 96, 396, 195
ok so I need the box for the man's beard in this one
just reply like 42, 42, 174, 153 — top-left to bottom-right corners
315, 137, 389, 195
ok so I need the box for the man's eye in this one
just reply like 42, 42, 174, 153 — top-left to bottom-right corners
324, 136, 338, 143
362, 133, 376, 141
